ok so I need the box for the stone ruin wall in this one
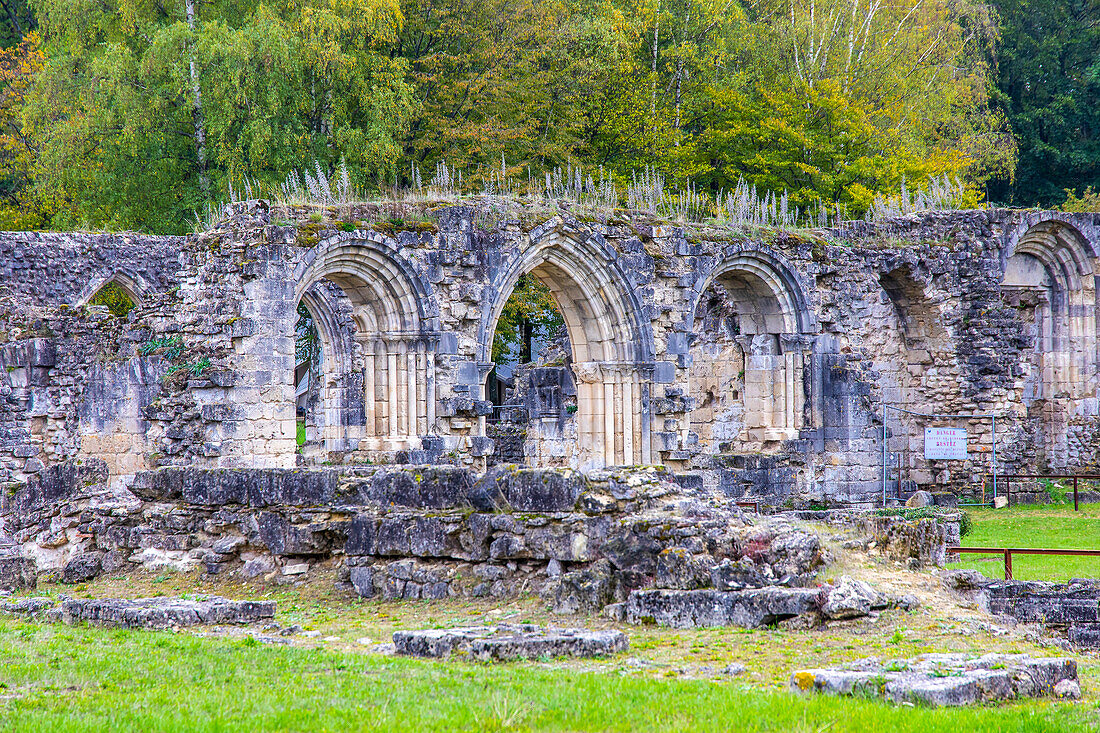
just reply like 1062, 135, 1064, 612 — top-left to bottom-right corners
2, 201, 1100, 507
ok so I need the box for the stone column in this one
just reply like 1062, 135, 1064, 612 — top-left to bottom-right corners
407, 346, 417, 438
361, 338, 376, 437
387, 347, 398, 439
426, 342, 436, 435
603, 378, 616, 466
623, 376, 635, 464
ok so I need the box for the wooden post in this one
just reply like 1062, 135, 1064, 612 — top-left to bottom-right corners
1074, 476, 1079, 512
1004, 550, 1012, 580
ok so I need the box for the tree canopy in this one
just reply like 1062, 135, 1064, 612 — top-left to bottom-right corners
0, 0, 1090, 230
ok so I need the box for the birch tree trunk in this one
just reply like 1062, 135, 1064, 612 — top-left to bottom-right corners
185, 0, 210, 202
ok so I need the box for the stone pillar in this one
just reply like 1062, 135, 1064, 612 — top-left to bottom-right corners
623, 376, 635, 464
574, 362, 603, 468
603, 379, 615, 466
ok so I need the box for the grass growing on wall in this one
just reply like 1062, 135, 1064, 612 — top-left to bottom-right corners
947, 504, 1100, 581
0, 617, 1092, 732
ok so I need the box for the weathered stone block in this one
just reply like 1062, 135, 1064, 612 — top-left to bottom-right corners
472, 466, 586, 512
55, 596, 276, 629
0, 554, 36, 590
393, 624, 628, 661
61, 553, 103, 584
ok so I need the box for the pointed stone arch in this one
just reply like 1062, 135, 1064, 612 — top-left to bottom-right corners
294, 233, 439, 453
478, 221, 654, 468
76, 271, 149, 311
685, 246, 813, 453
1002, 216, 1098, 468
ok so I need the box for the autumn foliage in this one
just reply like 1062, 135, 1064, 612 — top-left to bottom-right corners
0, 0, 1083, 231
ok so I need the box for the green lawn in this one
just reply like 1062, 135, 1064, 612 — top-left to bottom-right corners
0, 618, 1094, 732
296, 419, 306, 447
949, 503, 1100, 581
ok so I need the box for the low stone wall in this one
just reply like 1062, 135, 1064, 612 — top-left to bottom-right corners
0, 462, 952, 630
943, 571, 1100, 648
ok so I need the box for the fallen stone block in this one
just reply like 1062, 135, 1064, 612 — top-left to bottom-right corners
554, 559, 614, 614
791, 653, 1078, 706
625, 587, 821, 628
393, 624, 628, 661
61, 553, 103, 584
53, 596, 276, 629
906, 491, 934, 508
821, 576, 877, 620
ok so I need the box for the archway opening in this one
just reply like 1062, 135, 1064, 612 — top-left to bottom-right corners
874, 266, 958, 493
488, 274, 567, 404
1002, 220, 1096, 469
294, 300, 323, 448
294, 240, 435, 457
485, 274, 570, 465
482, 241, 648, 469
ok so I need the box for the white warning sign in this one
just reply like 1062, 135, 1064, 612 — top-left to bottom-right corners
924, 427, 967, 460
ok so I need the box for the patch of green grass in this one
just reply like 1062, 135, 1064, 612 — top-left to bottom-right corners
948, 503, 1100, 581
0, 618, 1092, 732
296, 420, 306, 447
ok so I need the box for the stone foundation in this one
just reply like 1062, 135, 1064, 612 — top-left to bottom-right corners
943, 571, 1100, 648
393, 625, 628, 660
39, 596, 277, 629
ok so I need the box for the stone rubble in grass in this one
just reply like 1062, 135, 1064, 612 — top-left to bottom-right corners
1, 596, 53, 615
35, 595, 277, 629
393, 624, 628, 661
820, 576, 879, 620
790, 653, 1078, 706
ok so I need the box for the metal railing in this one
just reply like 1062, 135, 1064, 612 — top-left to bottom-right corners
948, 546, 1100, 580
736, 501, 760, 513
989, 473, 1100, 512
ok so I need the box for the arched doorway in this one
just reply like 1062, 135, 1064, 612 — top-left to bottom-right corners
479, 229, 652, 469
294, 236, 438, 456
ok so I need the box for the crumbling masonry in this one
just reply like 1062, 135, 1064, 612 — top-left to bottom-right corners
4, 202, 1099, 502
